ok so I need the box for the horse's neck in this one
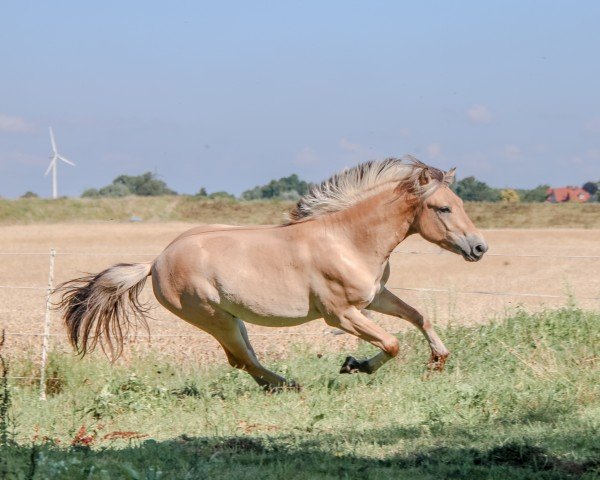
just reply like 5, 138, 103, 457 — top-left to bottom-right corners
326, 188, 416, 261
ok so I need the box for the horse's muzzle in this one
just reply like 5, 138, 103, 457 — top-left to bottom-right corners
455, 235, 488, 262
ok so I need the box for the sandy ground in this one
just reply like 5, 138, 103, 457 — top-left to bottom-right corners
1, 223, 599, 364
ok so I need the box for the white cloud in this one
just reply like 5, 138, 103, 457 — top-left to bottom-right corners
466, 104, 493, 124
294, 147, 319, 165
425, 143, 442, 159
504, 145, 521, 159
339, 138, 361, 152
0, 114, 35, 133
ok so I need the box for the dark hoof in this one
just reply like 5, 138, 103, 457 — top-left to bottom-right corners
340, 356, 371, 374
285, 380, 302, 392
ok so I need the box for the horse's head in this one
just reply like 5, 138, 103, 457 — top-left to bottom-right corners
410, 168, 488, 262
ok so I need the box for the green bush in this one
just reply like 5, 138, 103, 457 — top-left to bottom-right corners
452, 176, 501, 202
242, 174, 310, 200
82, 172, 177, 198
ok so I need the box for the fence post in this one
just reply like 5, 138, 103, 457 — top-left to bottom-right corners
39, 248, 56, 401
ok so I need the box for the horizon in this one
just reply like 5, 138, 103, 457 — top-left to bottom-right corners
1, 2, 599, 198
5, 164, 589, 200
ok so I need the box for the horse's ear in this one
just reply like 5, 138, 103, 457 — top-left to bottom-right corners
444, 167, 456, 185
419, 168, 432, 186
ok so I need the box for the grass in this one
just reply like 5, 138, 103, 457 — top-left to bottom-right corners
1, 196, 600, 228
0, 307, 598, 478
0, 197, 293, 226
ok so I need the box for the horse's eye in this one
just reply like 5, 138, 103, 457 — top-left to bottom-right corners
438, 206, 452, 214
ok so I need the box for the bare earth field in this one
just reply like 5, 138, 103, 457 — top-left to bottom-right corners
1, 223, 599, 364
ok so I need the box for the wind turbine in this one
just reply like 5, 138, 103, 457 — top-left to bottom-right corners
45, 127, 75, 199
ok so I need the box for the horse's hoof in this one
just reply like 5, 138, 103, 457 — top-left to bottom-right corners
427, 353, 449, 372
285, 380, 302, 392
340, 356, 362, 374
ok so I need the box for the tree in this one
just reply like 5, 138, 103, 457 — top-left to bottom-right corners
99, 183, 132, 198
518, 185, 550, 203
242, 174, 310, 200
208, 191, 235, 200
582, 181, 598, 196
20, 191, 38, 198
193, 187, 235, 199
452, 177, 501, 202
81, 188, 100, 198
81, 172, 177, 198
112, 172, 176, 196
500, 189, 520, 203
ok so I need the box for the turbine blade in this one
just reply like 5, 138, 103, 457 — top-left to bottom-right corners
49, 127, 58, 154
44, 159, 56, 176
58, 155, 75, 166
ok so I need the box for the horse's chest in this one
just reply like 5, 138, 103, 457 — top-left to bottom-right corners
325, 261, 387, 308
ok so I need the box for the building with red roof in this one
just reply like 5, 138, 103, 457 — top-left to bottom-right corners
546, 187, 591, 203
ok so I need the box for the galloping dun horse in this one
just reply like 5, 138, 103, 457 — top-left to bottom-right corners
58, 157, 488, 390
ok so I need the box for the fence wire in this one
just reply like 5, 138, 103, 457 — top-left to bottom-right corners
1, 248, 599, 346
2, 250, 600, 259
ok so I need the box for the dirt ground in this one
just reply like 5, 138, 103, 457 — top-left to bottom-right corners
1, 223, 599, 364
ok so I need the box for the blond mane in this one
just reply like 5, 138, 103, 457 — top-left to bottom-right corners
287, 155, 454, 223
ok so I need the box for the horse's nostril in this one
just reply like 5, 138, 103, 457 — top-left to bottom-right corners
474, 243, 487, 255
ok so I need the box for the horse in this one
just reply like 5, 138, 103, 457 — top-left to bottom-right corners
57, 156, 488, 391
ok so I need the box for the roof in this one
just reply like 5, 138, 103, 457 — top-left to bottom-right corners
546, 187, 591, 203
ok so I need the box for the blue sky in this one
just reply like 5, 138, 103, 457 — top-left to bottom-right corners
1, 1, 599, 198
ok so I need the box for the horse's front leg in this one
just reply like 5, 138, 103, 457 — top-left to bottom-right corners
367, 288, 450, 371
324, 307, 399, 375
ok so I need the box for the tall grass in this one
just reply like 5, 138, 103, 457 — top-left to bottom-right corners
2, 196, 600, 227
0, 308, 598, 478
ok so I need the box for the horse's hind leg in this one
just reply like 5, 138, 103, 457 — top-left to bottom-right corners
215, 317, 298, 391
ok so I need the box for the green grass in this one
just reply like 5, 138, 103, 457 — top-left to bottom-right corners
1, 308, 599, 479
2, 196, 600, 228
0, 197, 294, 225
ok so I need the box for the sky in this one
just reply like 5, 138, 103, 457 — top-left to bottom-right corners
1, 1, 599, 198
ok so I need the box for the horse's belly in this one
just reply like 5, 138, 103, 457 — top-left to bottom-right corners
218, 291, 320, 327
229, 310, 321, 327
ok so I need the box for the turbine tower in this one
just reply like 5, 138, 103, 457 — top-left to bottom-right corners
45, 127, 75, 199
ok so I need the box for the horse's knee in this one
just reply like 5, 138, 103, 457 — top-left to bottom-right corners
383, 337, 399, 357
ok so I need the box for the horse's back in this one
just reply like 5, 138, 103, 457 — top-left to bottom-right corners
152, 223, 318, 324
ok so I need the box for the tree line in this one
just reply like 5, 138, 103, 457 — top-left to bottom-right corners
80, 172, 312, 201
19, 172, 600, 203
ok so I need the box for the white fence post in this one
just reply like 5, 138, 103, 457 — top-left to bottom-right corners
39, 248, 56, 401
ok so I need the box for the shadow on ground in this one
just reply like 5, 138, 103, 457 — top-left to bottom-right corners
2, 427, 598, 480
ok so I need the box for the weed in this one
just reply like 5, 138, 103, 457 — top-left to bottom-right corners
170, 381, 202, 399
0, 330, 15, 446
86, 373, 169, 419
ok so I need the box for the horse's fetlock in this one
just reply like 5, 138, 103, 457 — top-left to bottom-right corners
384, 337, 400, 357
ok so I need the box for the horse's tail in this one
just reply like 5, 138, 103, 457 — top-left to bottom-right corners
55, 262, 153, 360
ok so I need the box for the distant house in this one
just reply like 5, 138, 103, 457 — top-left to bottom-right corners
546, 187, 591, 203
